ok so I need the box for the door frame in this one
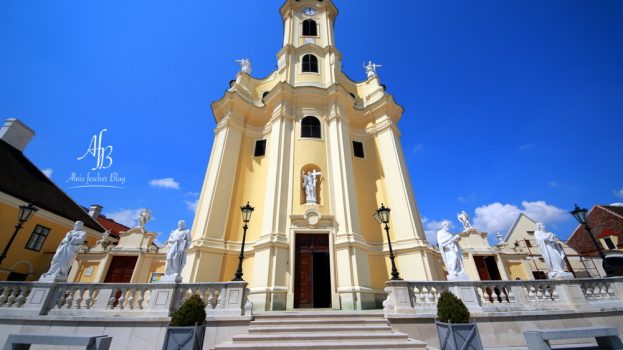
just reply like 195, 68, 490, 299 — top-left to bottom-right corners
288, 230, 337, 309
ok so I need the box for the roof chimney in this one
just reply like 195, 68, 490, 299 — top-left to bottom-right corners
0, 118, 35, 152
89, 204, 103, 219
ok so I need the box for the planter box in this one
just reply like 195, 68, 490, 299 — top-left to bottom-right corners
436, 320, 483, 350
163, 325, 205, 350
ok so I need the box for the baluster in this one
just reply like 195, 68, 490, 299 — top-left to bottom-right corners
216, 288, 224, 309
116, 288, 126, 310
206, 288, 215, 309
476, 285, 488, 305
15, 287, 27, 307
107, 288, 117, 309
527, 285, 536, 302
84, 288, 94, 309
426, 287, 434, 307
507, 285, 515, 303
0, 287, 9, 306
600, 284, 609, 299
127, 288, 135, 310
136, 288, 145, 310
7, 288, 17, 307
536, 285, 544, 302
65, 289, 74, 309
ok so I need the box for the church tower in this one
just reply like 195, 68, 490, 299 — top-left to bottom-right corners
184, 0, 443, 311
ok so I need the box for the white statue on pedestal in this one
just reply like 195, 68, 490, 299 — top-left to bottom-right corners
457, 210, 473, 231
437, 221, 467, 280
534, 223, 571, 279
39, 221, 87, 282
138, 208, 151, 230
363, 61, 382, 78
302, 170, 321, 204
235, 58, 252, 74
162, 220, 191, 283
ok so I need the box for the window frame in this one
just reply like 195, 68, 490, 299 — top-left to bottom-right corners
301, 54, 319, 73
302, 19, 318, 37
25, 224, 51, 252
254, 139, 267, 158
352, 140, 365, 159
300, 116, 322, 139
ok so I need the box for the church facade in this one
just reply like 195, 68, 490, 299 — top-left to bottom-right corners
182, 0, 445, 311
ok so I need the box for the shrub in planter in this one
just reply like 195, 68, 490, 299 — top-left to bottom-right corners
163, 295, 207, 350
435, 290, 482, 350
170, 295, 207, 327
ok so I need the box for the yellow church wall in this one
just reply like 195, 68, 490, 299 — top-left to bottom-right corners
292, 135, 330, 215
351, 135, 385, 243
367, 254, 390, 290
0, 201, 99, 281
74, 261, 100, 283
219, 254, 254, 282
370, 135, 398, 242
224, 134, 269, 243
505, 259, 530, 280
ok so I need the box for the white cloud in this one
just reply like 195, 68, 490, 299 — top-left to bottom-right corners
422, 217, 454, 245
518, 143, 534, 151
614, 188, 623, 198
149, 178, 180, 190
41, 168, 53, 178
106, 208, 143, 227
186, 191, 200, 196
186, 199, 199, 212
610, 203, 623, 207
549, 181, 558, 188
473, 201, 568, 234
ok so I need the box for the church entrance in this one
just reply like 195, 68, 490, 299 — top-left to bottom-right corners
294, 233, 331, 308
104, 255, 137, 283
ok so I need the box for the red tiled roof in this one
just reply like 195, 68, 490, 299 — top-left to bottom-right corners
95, 216, 129, 237
567, 205, 623, 255
598, 229, 619, 239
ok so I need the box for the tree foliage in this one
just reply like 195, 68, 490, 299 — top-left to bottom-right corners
170, 294, 206, 327
437, 290, 470, 323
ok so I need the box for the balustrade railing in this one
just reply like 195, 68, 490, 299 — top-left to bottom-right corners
0, 281, 251, 319
384, 277, 623, 317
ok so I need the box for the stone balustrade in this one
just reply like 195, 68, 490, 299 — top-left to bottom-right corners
383, 277, 623, 317
0, 281, 251, 319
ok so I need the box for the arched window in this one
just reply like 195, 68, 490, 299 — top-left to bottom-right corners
302, 19, 317, 36
301, 116, 321, 138
302, 54, 318, 73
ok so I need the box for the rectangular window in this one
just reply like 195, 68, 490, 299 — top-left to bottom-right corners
352, 141, 364, 158
25, 225, 50, 252
254, 139, 267, 157
604, 237, 616, 250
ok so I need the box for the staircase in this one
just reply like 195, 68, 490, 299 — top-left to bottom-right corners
213, 311, 427, 349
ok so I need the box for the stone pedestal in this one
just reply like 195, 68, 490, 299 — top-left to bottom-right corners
159, 274, 182, 283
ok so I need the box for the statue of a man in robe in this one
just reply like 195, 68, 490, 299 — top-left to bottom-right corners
437, 221, 467, 280
302, 170, 321, 204
534, 223, 571, 279
39, 221, 87, 282
162, 220, 191, 282
235, 58, 252, 74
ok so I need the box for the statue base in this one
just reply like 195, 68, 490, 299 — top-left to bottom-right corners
159, 274, 182, 283
447, 273, 470, 281
549, 271, 574, 280
38, 274, 65, 283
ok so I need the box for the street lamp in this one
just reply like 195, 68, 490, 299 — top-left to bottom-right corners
374, 203, 402, 280
570, 204, 614, 276
0, 203, 38, 265
233, 202, 254, 281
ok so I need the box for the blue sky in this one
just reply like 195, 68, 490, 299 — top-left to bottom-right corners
1, 0, 622, 244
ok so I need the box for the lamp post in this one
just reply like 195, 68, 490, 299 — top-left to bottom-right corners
374, 203, 402, 280
0, 203, 38, 265
570, 204, 613, 276
233, 202, 254, 281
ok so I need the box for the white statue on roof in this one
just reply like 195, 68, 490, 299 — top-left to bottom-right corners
457, 210, 472, 231
138, 208, 151, 230
364, 61, 382, 78
534, 223, 572, 279
236, 58, 252, 74
39, 221, 87, 282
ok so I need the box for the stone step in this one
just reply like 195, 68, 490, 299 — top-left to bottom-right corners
248, 324, 393, 334
232, 332, 409, 343
214, 339, 427, 349
251, 318, 389, 326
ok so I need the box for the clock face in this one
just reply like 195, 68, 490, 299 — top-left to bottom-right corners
303, 7, 318, 16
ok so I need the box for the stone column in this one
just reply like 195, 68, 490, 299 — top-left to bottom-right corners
250, 106, 294, 311
326, 104, 374, 309
183, 116, 243, 282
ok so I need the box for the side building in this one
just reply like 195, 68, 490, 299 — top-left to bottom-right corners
0, 118, 105, 281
